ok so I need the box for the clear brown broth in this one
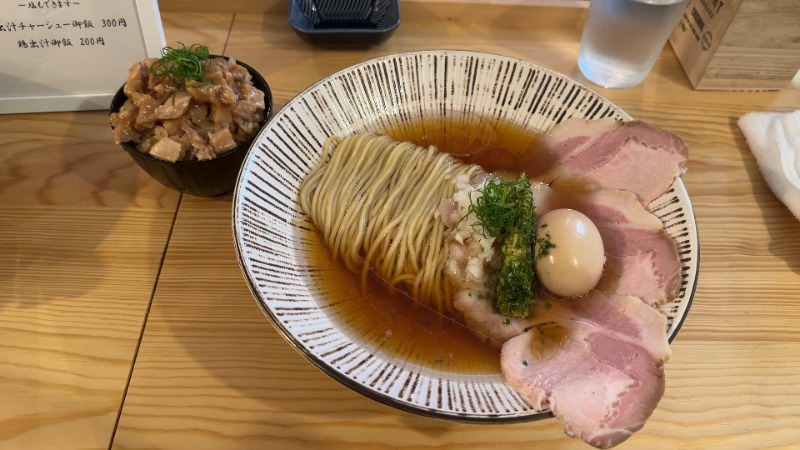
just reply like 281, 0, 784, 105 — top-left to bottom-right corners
303, 116, 552, 374
383, 113, 553, 177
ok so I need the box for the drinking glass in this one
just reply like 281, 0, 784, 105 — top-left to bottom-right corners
578, 0, 688, 89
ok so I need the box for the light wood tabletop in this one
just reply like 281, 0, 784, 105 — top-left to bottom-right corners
2, 1, 800, 449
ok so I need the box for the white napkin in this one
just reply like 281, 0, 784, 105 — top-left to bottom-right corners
738, 110, 800, 221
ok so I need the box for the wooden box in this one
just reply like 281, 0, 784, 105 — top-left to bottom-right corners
669, 0, 800, 90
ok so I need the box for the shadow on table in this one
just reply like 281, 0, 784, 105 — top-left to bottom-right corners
0, 106, 177, 313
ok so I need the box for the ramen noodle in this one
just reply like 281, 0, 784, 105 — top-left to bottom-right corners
299, 133, 483, 315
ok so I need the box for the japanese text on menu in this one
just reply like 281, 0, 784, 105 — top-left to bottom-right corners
4, 1, 129, 50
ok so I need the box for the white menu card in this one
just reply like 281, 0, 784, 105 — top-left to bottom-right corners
0, 0, 166, 114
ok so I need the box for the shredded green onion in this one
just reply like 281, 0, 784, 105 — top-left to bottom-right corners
466, 174, 534, 239
148, 43, 210, 89
465, 174, 538, 317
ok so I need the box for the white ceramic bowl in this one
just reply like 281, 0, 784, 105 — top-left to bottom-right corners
232, 50, 698, 422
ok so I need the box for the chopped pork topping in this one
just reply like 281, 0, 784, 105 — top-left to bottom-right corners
154, 90, 193, 120
208, 128, 237, 154
149, 137, 183, 162
110, 56, 266, 162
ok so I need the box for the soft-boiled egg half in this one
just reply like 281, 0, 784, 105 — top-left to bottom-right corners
534, 208, 605, 298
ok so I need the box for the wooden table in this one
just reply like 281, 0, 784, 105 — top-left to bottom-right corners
2, 1, 799, 449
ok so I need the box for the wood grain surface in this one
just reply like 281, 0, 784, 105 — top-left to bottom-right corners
2, 2, 800, 449
0, 13, 230, 450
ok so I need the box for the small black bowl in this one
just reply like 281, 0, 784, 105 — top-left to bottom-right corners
109, 57, 272, 197
289, 0, 400, 47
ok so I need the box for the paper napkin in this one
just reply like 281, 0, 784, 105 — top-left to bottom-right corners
738, 110, 800, 221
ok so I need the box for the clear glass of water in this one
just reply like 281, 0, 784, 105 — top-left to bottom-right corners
578, 0, 688, 89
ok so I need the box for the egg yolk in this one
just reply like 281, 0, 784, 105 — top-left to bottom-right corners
534, 208, 605, 298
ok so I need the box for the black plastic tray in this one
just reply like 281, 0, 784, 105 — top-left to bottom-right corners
289, 0, 400, 47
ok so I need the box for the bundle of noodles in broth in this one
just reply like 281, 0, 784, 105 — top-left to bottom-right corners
299, 133, 483, 316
